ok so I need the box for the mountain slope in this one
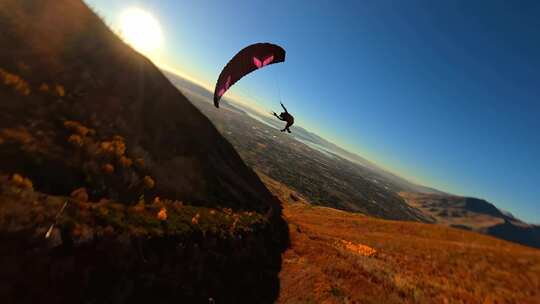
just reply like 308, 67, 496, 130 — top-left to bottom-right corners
0, 1, 287, 303
0, 0, 278, 213
278, 201, 540, 304
400, 192, 540, 249
258, 175, 540, 304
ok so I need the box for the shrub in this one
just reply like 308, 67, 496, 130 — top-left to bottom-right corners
113, 141, 126, 157
143, 176, 155, 189
157, 207, 167, 221
0, 68, 31, 95
11, 173, 24, 185
100, 141, 114, 154
99, 138, 125, 157
70, 187, 89, 202
10, 173, 33, 189
64, 120, 92, 137
131, 201, 145, 213
39, 83, 49, 92
119, 156, 132, 168
0, 128, 34, 144
191, 213, 200, 225
135, 158, 145, 168
68, 134, 83, 147
102, 163, 114, 174
55, 84, 65, 97
22, 178, 33, 190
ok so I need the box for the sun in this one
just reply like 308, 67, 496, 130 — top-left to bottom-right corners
119, 8, 163, 55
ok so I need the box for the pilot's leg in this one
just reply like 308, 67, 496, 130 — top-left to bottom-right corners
285, 122, 292, 133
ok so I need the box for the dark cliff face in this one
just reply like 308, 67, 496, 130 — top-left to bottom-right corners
0, 0, 277, 213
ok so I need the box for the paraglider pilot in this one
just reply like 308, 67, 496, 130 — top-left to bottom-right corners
273, 102, 294, 133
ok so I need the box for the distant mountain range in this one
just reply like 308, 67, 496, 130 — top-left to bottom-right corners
400, 192, 540, 248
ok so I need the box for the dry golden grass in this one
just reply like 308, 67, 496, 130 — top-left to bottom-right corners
337, 240, 377, 257
258, 175, 540, 304
278, 202, 540, 304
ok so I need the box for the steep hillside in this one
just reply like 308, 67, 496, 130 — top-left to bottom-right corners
0, 0, 278, 212
400, 192, 540, 249
259, 175, 540, 304
0, 175, 283, 303
0, 0, 287, 303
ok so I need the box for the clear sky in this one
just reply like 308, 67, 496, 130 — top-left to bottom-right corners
85, 0, 540, 223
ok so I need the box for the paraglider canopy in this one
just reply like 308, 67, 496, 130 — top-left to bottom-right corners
213, 43, 286, 108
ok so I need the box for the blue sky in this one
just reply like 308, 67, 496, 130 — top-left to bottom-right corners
85, 0, 540, 223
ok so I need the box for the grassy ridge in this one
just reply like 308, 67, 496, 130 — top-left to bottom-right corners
259, 174, 540, 303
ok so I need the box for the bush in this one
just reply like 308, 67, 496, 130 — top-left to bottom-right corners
68, 134, 83, 147
119, 156, 132, 168
102, 163, 114, 174
157, 207, 167, 221
0, 68, 31, 95
55, 84, 65, 97
10, 173, 33, 190
71, 187, 89, 202
39, 83, 49, 92
143, 176, 155, 189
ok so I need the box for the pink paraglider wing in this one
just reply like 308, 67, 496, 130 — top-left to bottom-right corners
253, 56, 263, 68
262, 55, 274, 66
218, 88, 225, 97
214, 43, 286, 108
225, 75, 231, 89
217, 75, 231, 97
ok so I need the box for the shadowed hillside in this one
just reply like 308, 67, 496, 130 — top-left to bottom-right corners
0, 0, 287, 303
0, 0, 279, 212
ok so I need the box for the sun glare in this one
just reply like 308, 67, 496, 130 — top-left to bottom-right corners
119, 8, 163, 55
